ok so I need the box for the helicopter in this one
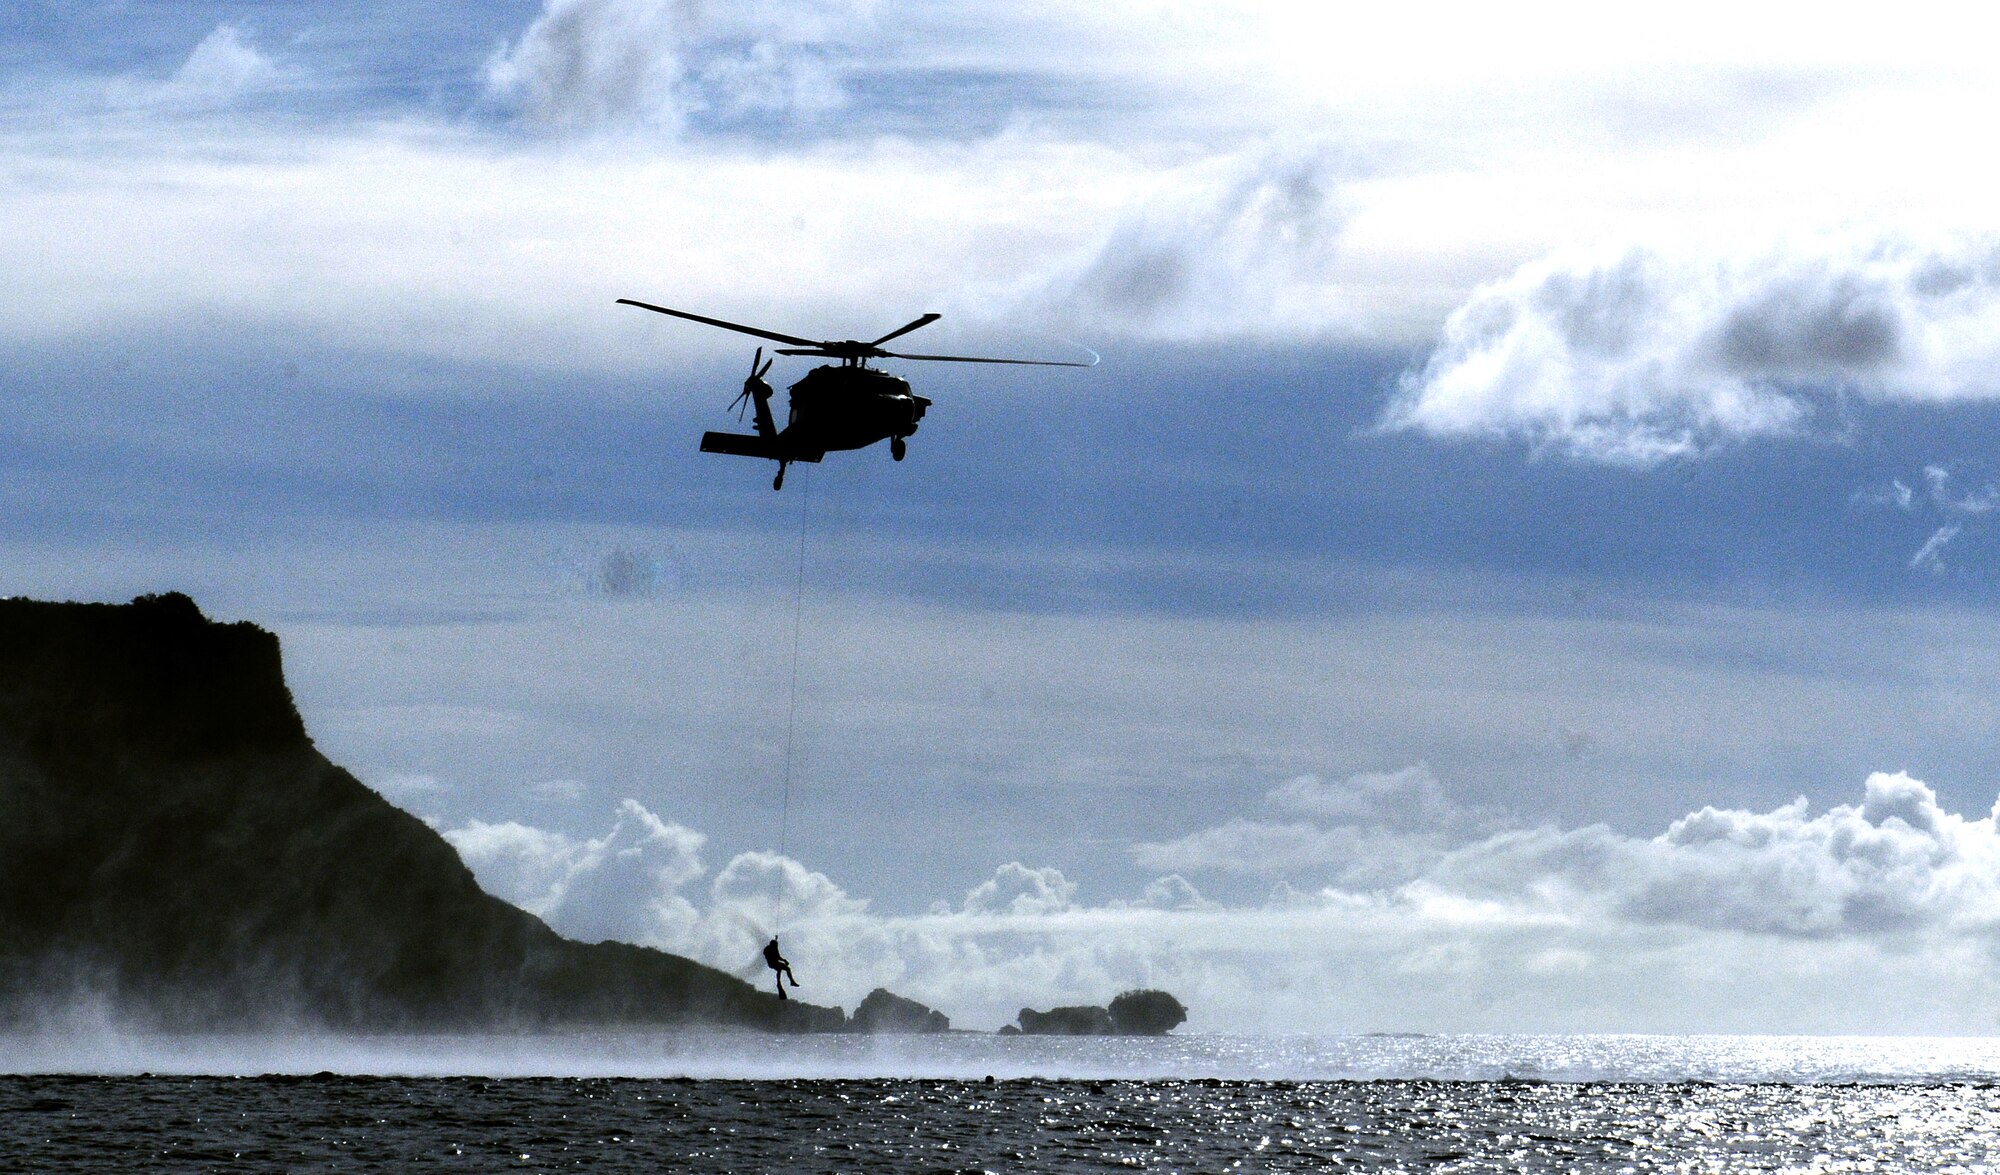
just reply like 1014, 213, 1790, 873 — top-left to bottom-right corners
617, 298, 1096, 489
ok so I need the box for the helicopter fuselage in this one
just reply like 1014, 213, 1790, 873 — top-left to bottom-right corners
784, 364, 930, 455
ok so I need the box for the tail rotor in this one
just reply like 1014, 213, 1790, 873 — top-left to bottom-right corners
727, 347, 774, 422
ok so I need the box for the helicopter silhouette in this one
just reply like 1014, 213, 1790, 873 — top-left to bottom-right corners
617, 299, 1095, 489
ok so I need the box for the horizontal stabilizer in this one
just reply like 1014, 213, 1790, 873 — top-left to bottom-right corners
700, 432, 824, 462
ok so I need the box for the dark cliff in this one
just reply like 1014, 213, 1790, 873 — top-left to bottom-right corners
0, 592, 842, 1032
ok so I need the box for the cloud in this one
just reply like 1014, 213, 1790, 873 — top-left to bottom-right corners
1027, 142, 1356, 340
708, 850, 868, 929
1855, 478, 1916, 511
0, 123, 1150, 370
24, 6, 2000, 371
22, 0, 2000, 371
442, 798, 706, 943
370, 772, 448, 798
484, 0, 692, 133
1924, 465, 2000, 515
1909, 524, 1960, 574
1428, 771, 2000, 940
1134, 766, 1500, 888
1266, 765, 1463, 827
1125, 874, 1217, 911
164, 26, 281, 107
431, 771, 2000, 1031
962, 862, 1076, 915
689, 38, 846, 124
483, 0, 857, 134
528, 778, 589, 801
1855, 465, 1996, 575
35, 23, 289, 114
1385, 233, 2000, 464
1135, 766, 2000, 984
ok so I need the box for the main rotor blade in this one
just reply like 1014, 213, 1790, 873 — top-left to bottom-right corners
616, 299, 821, 348
869, 313, 941, 347
882, 349, 1099, 367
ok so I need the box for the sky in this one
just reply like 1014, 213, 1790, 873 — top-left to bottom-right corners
15, 1, 2000, 1033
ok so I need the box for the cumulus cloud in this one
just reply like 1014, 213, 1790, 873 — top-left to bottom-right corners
432, 772, 2000, 1031
962, 862, 1076, 915
1125, 767, 2000, 1023
709, 850, 867, 929
484, 0, 858, 134
1428, 771, 2000, 940
1385, 234, 2000, 464
443, 798, 706, 943
1127, 874, 1216, 911
485, 0, 690, 132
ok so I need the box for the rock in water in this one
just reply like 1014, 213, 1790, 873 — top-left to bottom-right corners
1016, 1005, 1115, 1035
1108, 989, 1187, 1035
849, 988, 949, 1033
1013, 990, 1189, 1035
0, 593, 844, 1033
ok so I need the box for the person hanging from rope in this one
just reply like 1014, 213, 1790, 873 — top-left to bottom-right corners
763, 937, 800, 1000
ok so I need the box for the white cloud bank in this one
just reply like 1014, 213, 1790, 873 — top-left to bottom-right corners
443, 769, 2000, 1033
1387, 233, 2000, 464
1430, 770, 2000, 940
20, 2, 2000, 373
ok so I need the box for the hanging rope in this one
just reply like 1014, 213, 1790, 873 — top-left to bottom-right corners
776, 466, 810, 926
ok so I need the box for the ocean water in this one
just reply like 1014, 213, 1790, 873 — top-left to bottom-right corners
7, 1033, 2000, 1172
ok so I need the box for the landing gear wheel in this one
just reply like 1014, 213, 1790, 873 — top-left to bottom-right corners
773, 464, 787, 491
891, 437, 907, 461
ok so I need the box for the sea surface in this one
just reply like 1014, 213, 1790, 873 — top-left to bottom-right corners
7, 1032, 2000, 1172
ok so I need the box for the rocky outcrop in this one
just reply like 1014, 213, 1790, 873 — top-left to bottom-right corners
848, 988, 949, 1033
0, 593, 844, 1032
1109, 989, 1187, 1035
1015, 989, 1188, 1035
1017, 1005, 1115, 1035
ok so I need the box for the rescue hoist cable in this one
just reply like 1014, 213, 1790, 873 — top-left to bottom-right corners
777, 465, 810, 926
